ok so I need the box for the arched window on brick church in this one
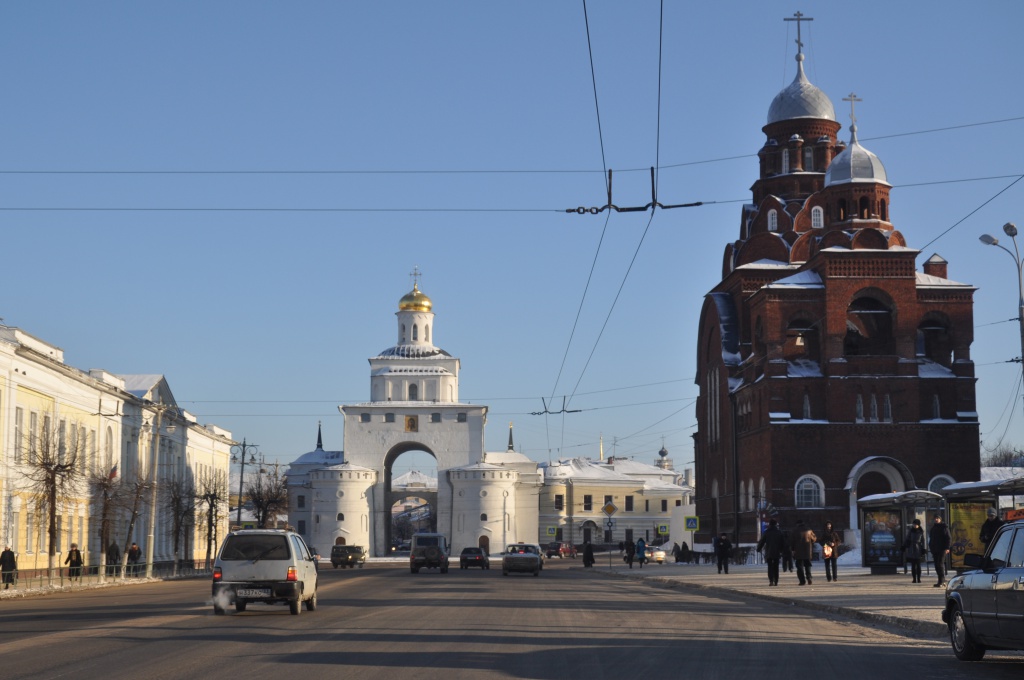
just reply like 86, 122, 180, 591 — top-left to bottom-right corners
837, 199, 847, 221
870, 394, 879, 422
811, 206, 824, 229
781, 149, 790, 174
856, 395, 864, 422
859, 196, 870, 219
739, 480, 745, 511
880, 199, 888, 221
883, 394, 892, 422
768, 209, 778, 232
784, 319, 819, 365
747, 479, 754, 511
844, 295, 895, 356
917, 316, 953, 368
803, 147, 814, 171
933, 394, 941, 419
803, 393, 812, 419
795, 475, 824, 508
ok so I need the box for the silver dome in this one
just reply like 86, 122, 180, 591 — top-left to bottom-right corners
767, 54, 836, 124
824, 124, 890, 186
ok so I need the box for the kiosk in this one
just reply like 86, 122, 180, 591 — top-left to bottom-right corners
940, 476, 1024, 568
858, 490, 944, 574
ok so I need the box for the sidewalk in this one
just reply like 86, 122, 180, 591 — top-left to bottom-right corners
593, 557, 948, 636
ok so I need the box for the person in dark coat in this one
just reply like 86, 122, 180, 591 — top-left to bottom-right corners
1, 545, 16, 589
902, 518, 926, 583
678, 542, 691, 564
979, 507, 1004, 547
929, 514, 952, 587
757, 519, 786, 586
582, 542, 595, 568
106, 542, 120, 577
792, 521, 817, 586
624, 540, 635, 569
715, 533, 733, 574
780, 528, 793, 573
820, 521, 842, 583
127, 542, 142, 577
64, 543, 84, 581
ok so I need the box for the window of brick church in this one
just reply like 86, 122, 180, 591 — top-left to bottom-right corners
768, 209, 778, 232
917, 318, 953, 367
859, 197, 870, 219
928, 475, 954, 493
844, 296, 895, 356
781, 149, 790, 174
795, 476, 822, 507
811, 206, 823, 229
784, 321, 818, 364
803, 147, 814, 171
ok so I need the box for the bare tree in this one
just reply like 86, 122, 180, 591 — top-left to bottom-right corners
22, 417, 85, 580
982, 444, 1024, 467
115, 472, 151, 575
88, 466, 122, 582
162, 475, 196, 575
195, 468, 228, 568
245, 468, 288, 529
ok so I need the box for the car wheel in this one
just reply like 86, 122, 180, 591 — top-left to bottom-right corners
235, 600, 247, 613
306, 591, 317, 612
213, 604, 225, 615
333, 564, 338, 569
534, 570, 540, 577
411, 567, 419, 574
950, 606, 985, 661
290, 598, 301, 615
359, 563, 364, 568
441, 565, 449, 574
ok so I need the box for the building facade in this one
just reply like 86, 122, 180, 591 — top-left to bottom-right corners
694, 25, 980, 547
0, 325, 234, 572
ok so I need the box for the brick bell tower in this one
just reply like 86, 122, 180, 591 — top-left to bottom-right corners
693, 14, 979, 548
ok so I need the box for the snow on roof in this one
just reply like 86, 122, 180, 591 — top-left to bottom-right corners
766, 270, 823, 289
919, 360, 955, 378
787, 359, 822, 377
541, 458, 637, 484
482, 450, 535, 465
736, 259, 797, 269
915, 271, 973, 288
289, 448, 345, 468
120, 374, 163, 398
393, 470, 438, 489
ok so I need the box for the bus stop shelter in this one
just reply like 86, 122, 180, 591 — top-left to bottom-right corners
940, 476, 1024, 568
858, 490, 944, 574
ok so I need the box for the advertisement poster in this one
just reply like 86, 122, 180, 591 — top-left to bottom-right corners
862, 509, 902, 566
948, 502, 989, 568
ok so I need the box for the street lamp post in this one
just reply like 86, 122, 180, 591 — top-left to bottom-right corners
144, 400, 176, 579
980, 222, 1024, 418
232, 439, 258, 528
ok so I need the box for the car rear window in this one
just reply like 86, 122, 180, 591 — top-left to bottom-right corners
415, 536, 439, 547
221, 534, 290, 561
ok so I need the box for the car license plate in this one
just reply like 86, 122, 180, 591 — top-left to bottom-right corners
237, 588, 271, 598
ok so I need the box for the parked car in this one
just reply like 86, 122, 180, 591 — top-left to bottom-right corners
212, 529, 319, 615
331, 545, 367, 569
502, 543, 542, 576
410, 533, 450, 573
942, 519, 1024, 660
544, 542, 577, 559
648, 546, 667, 564
460, 547, 490, 570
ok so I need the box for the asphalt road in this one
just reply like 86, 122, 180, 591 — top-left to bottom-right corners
1, 560, 1021, 679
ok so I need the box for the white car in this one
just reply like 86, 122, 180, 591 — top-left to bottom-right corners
212, 529, 319, 615
648, 546, 667, 564
502, 543, 543, 576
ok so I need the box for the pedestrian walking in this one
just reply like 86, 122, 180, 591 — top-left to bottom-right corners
1, 545, 16, 589
127, 542, 142, 577
635, 538, 647, 569
902, 518, 926, 583
780, 527, 793, 573
757, 519, 786, 586
929, 514, 951, 587
624, 540, 635, 569
106, 542, 120, 577
793, 521, 817, 585
64, 543, 84, 581
582, 542, 595, 568
820, 521, 841, 582
979, 507, 1004, 547
715, 533, 733, 574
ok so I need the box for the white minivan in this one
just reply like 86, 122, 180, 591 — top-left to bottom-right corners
212, 529, 319, 615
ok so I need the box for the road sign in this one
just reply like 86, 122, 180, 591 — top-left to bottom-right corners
602, 502, 618, 516
605, 520, 614, 530
684, 516, 699, 531
657, 524, 669, 535
546, 526, 557, 536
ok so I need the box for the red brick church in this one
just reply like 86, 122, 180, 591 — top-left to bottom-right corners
694, 19, 980, 546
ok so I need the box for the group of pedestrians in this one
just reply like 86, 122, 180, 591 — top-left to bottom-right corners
0, 540, 146, 589
753, 519, 843, 586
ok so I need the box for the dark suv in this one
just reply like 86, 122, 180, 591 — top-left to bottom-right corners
331, 545, 366, 569
410, 533, 449, 573
943, 519, 1024, 660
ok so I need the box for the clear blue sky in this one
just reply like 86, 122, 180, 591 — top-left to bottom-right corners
2, 2, 1022, 478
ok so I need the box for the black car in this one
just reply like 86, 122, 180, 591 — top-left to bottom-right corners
942, 519, 1024, 660
459, 547, 490, 570
330, 545, 367, 569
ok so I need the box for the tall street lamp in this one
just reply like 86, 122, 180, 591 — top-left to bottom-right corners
979, 222, 1024, 417
232, 439, 258, 528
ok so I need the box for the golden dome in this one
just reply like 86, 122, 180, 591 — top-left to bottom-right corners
398, 283, 432, 312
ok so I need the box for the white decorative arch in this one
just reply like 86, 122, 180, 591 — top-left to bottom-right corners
844, 456, 918, 535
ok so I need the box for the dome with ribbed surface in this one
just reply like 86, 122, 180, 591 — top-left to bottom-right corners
767, 53, 835, 124
824, 124, 890, 186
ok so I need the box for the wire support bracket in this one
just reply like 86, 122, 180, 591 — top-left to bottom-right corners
566, 167, 703, 215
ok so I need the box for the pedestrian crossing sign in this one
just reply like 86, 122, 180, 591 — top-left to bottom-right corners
685, 516, 699, 531
546, 526, 557, 536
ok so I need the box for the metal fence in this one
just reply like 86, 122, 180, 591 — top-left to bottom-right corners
1, 562, 212, 591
